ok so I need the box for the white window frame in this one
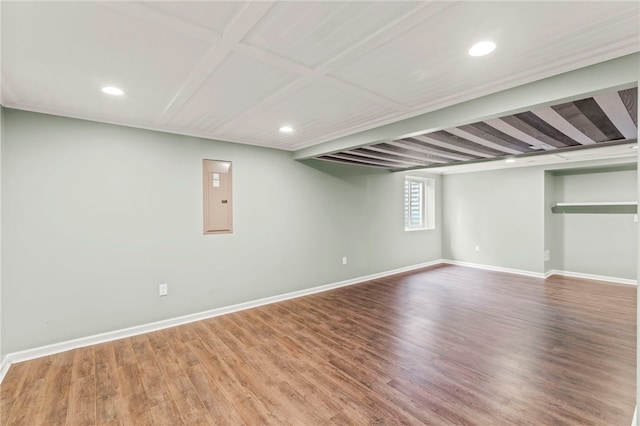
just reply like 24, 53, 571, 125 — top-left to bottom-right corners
404, 176, 435, 231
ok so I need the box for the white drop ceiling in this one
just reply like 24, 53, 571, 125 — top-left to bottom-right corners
1, 1, 639, 170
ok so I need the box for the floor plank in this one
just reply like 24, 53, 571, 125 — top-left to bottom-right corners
0, 265, 636, 425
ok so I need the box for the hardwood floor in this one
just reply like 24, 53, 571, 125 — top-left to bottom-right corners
1, 264, 636, 425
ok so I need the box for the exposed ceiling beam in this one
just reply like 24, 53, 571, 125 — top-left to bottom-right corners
346, 149, 428, 166
316, 156, 390, 169
593, 91, 638, 140
364, 144, 454, 163
445, 128, 522, 155
386, 140, 477, 162
293, 52, 639, 160
411, 135, 493, 158
483, 118, 554, 150
529, 107, 595, 145
324, 153, 407, 168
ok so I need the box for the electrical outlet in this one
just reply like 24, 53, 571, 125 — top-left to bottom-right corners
544, 250, 550, 261
474, 246, 480, 252
159, 283, 168, 296
342, 256, 348, 265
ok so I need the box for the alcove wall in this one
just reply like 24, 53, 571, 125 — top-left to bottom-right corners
544, 164, 638, 280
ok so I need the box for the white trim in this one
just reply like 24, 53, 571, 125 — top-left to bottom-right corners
442, 259, 545, 278
0, 355, 10, 383
441, 260, 638, 285
631, 405, 637, 426
545, 269, 637, 286
0, 259, 444, 382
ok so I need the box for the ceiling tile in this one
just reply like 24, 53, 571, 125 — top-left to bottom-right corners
166, 52, 300, 132
1, 1, 638, 156
242, 1, 422, 68
2, 2, 212, 125
216, 81, 399, 149
331, 2, 639, 110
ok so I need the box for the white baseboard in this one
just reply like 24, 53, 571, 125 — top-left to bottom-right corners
545, 269, 637, 286
0, 355, 10, 383
442, 259, 545, 278
441, 260, 638, 286
0, 259, 444, 383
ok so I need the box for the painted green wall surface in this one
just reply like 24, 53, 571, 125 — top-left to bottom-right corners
442, 167, 545, 273
1, 109, 442, 353
443, 161, 637, 278
1, 107, 636, 356
543, 171, 558, 273
550, 168, 638, 280
0, 107, 4, 360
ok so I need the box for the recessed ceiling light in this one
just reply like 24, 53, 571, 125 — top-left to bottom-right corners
101, 86, 124, 96
469, 41, 496, 57
279, 126, 294, 133
505, 158, 516, 163
631, 145, 638, 149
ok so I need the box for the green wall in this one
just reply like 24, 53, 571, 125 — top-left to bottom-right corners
0, 107, 3, 361
442, 166, 545, 273
1, 106, 636, 356
443, 161, 637, 278
1, 109, 442, 353
549, 167, 637, 279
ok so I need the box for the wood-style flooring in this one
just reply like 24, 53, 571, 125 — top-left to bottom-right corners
1, 264, 636, 425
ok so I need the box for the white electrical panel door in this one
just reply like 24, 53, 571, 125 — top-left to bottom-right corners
203, 159, 232, 234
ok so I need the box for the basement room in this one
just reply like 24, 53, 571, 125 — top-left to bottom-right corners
1, 1, 639, 425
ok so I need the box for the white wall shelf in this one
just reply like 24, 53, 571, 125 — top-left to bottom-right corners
551, 201, 637, 214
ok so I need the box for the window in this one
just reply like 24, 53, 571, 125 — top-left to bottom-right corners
404, 176, 435, 231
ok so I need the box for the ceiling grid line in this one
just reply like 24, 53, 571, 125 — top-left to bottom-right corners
155, 2, 276, 125
211, 2, 454, 135
101, 2, 221, 44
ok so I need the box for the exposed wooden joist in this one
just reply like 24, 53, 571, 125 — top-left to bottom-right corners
573, 98, 624, 141
386, 140, 479, 162
326, 153, 409, 168
446, 128, 522, 155
423, 131, 506, 156
502, 114, 579, 148
594, 91, 638, 140
410, 135, 494, 158
347, 148, 429, 166
363, 144, 453, 164
457, 122, 537, 151
294, 53, 639, 160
